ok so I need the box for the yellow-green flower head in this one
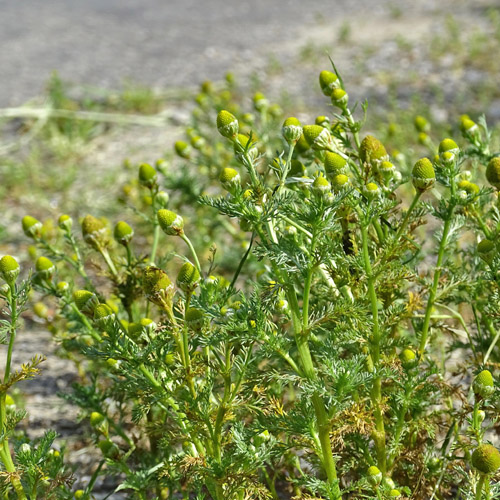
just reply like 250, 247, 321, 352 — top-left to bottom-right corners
143, 266, 174, 309
457, 180, 480, 197
127, 322, 143, 340
35, 256, 56, 279
58, 214, 73, 231
216, 110, 239, 139
57, 281, 69, 293
33, 302, 49, 319
414, 115, 430, 133
324, 152, 347, 177
269, 103, 282, 118
253, 92, 268, 112
477, 239, 496, 264
389, 490, 401, 498
113, 221, 134, 245
315, 115, 330, 127
289, 159, 306, 177
332, 173, 350, 191
241, 112, 255, 126
81, 215, 109, 250
460, 116, 478, 135
140, 317, 156, 334
0, 256, 20, 285
176, 261, 200, 293
234, 133, 259, 160
94, 304, 114, 328
295, 133, 310, 154
486, 157, 500, 189
418, 132, 430, 146
174, 140, 191, 159
319, 70, 340, 96
331, 88, 348, 108
185, 307, 205, 331
22, 215, 43, 239
90, 411, 106, 428
364, 182, 380, 200
98, 439, 120, 459
360, 135, 388, 165
200, 79, 213, 94
190, 135, 206, 150
282, 117, 303, 143
156, 191, 170, 208
367, 465, 382, 486
303, 124, 336, 151
312, 174, 331, 194
157, 209, 184, 236
74, 490, 85, 500
219, 167, 241, 192
471, 444, 500, 474
439, 138, 459, 164
73, 290, 99, 315
138, 163, 158, 188
411, 158, 435, 191
473, 369, 494, 398
400, 348, 417, 370
379, 160, 395, 175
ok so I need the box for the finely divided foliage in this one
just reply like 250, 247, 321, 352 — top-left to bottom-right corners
0, 66, 499, 500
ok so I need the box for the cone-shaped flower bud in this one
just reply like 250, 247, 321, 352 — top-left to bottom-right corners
400, 348, 417, 369
157, 209, 184, 236
22, 216, 43, 239
253, 92, 268, 112
35, 256, 56, 279
190, 135, 206, 150
438, 138, 459, 164
364, 182, 380, 199
460, 116, 478, 135
282, 117, 303, 144
58, 214, 73, 231
319, 70, 339, 96
289, 159, 306, 177
486, 157, 500, 189
176, 261, 200, 293
457, 180, 479, 198
332, 173, 350, 191
477, 239, 495, 264
315, 115, 330, 127
98, 439, 120, 459
234, 133, 258, 160
73, 290, 99, 315
389, 490, 401, 498
295, 133, 310, 153
174, 140, 191, 159
367, 465, 382, 486
113, 221, 134, 246
312, 174, 331, 195
216, 110, 239, 139
0, 256, 20, 285
324, 152, 347, 177
331, 88, 348, 108
414, 115, 430, 133
185, 307, 205, 331
471, 444, 500, 474
412, 158, 435, 191
81, 215, 109, 250
303, 125, 336, 151
156, 191, 169, 208
138, 163, 157, 188
94, 304, 115, 329
219, 167, 241, 192
143, 266, 174, 311
360, 135, 388, 166
473, 369, 494, 398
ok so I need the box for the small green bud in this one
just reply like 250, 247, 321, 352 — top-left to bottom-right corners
473, 370, 494, 398
471, 444, 500, 474
332, 173, 350, 191
174, 140, 191, 159
477, 239, 495, 264
414, 115, 430, 133
364, 182, 380, 199
35, 256, 56, 279
33, 302, 49, 319
185, 307, 205, 331
282, 117, 303, 143
486, 157, 500, 189
81, 215, 109, 250
176, 261, 200, 293
90, 411, 106, 428
253, 92, 268, 112
360, 135, 388, 166
73, 290, 99, 315
288, 159, 306, 177
411, 158, 435, 191
113, 221, 134, 245
156, 191, 170, 208
98, 439, 120, 459
219, 167, 241, 192
216, 110, 239, 139
143, 266, 174, 310
74, 490, 85, 499
303, 125, 336, 151
138, 163, 157, 188
331, 88, 348, 107
438, 138, 459, 164
0, 256, 20, 285
58, 214, 73, 231
324, 152, 347, 177
157, 209, 184, 236
94, 304, 114, 329
57, 281, 69, 293
312, 174, 331, 194
234, 133, 258, 160
315, 115, 330, 127
379, 160, 395, 177
319, 70, 340, 96
190, 135, 206, 150
295, 133, 310, 153
400, 348, 417, 370
22, 216, 43, 239
389, 489, 401, 498
367, 465, 382, 486
460, 116, 478, 135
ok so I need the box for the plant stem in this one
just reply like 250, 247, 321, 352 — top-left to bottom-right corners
150, 223, 160, 265
395, 190, 422, 240
483, 318, 500, 365
99, 247, 118, 278
475, 475, 485, 500
180, 234, 201, 273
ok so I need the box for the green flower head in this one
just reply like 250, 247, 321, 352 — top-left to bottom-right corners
176, 261, 200, 293
411, 158, 435, 191
332, 173, 350, 191
460, 116, 478, 135
319, 70, 339, 96
473, 369, 494, 398
185, 307, 205, 331
303, 125, 335, 151
219, 167, 241, 192
143, 266, 174, 311
331, 88, 348, 108
471, 444, 500, 474
486, 157, 500, 189
400, 348, 417, 370
94, 304, 115, 329
81, 215, 109, 250
174, 140, 191, 159
414, 115, 430, 133
216, 110, 239, 139
253, 92, 268, 112
234, 133, 258, 160
35, 256, 56, 279
324, 152, 347, 177
157, 209, 184, 236
282, 117, 303, 143
477, 239, 495, 264
312, 174, 331, 195
364, 182, 380, 200
0, 256, 20, 285
113, 221, 134, 245
73, 290, 99, 315
367, 465, 382, 486
138, 163, 158, 188
438, 138, 459, 154
359, 135, 388, 165
315, 115, 330, 127
22, 216, 43, 239
58, 214, 73, 231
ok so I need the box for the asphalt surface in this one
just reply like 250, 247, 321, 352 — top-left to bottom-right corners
0, 0, 437, 107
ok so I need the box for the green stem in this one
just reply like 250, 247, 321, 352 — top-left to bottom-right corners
150, 223, 160, 265
395, 190, 422, 240
475, 475, 486, 500
180, 234, 201, 273
483, 318, 499, 365
99, 247, 118, 278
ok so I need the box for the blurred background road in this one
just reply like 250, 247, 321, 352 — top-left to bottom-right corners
0, 0, 465, 107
